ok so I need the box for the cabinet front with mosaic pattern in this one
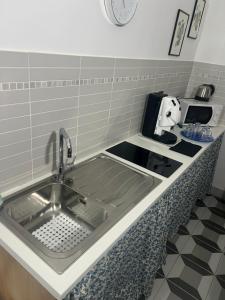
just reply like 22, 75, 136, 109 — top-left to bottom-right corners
165, 135, 223, 239
65, 135, 223, 300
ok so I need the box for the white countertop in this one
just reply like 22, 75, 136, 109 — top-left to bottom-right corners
0, 126, 225, 299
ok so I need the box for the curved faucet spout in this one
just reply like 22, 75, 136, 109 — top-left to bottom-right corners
58, 128, 73, 181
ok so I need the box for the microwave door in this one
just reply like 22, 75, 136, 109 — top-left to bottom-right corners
185, 106, 213, 124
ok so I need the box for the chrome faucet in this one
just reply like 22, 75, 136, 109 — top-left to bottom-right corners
57, 128, 75, 182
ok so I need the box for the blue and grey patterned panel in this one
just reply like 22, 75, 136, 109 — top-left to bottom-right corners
166, 135, 223, 239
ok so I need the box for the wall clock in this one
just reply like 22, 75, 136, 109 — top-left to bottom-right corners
104, 0, 139, 26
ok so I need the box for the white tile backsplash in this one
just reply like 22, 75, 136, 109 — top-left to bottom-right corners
0, 50, 193, 193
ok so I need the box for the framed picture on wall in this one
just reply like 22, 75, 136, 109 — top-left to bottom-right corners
169, 9, 189, 56
188, 0, 206, 39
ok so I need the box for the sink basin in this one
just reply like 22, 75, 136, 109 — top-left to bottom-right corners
6, 183, 86, 226
0, 154, 161, 273
7, 182, 107, 230
3, 182, 108, 256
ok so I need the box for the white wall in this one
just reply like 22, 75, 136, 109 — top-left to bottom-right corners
195, 0, 225, 66
193, 0, 225, 191
1, 0, 199, 60
213, 138, 225, 191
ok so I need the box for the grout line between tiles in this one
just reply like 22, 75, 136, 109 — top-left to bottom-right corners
0, 171, 33, 189
32, 135, 76, 152
0, 102, 30, 107
0, 138, 30, 149
109, 57, 117, 127
28, 54, 34, 180
79, 90, 114, 98
77, 120, 108, 135
31, 106, 77, 116
0, 150, 31, 162
76, 141, 108, 156
28, 67, 81, 70
0, 67, 29, 69
0, 114, 30, 122
78, 109, 109, 119
79, 100, 110, 108
32, 150, 59, 161
0, 160, 32, 177
31, 116, 78, 129
0, 127, 31, 136
76, 56, 82, 156
30, 95, 78, 104
31, 126, 77, 141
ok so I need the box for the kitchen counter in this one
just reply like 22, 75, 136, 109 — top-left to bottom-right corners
0, 125, 225, 299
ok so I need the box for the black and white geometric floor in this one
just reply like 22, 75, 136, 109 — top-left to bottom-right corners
148, 195, 225, 300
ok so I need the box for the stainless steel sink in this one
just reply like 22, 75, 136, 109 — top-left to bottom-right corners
0, 154, 161, 273
7, 182, 107, 230
6, 183, 86, 226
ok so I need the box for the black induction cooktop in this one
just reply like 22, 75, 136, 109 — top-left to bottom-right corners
106, 142, 182, 178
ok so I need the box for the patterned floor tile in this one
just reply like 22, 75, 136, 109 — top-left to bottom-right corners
167, 256, 214, 299
166, 240, 179, 254
195, 199, 207, 207
192, 207, 225, 229
150, 279, 197, 300
193, 207, 212, 220
149, 195, 225, 300
203, 196, 225, 212
208, 207, 225, 220
215, 254, 225, 275
147, 278, 164, 300
192, 221, 225, 251
208, 213, 225, 229
205, 277, 225, 300
156, 268, 164, 279
203, 196, 221, 207
202, 220, 225, 234
190, 211, 199, 220
168, 234, 191, 253
217, 198, 225, 205
178, 220, 200, 236
192, 235, 222, 253
181, 237, 222, 274
156, 246, 180, 279
162, 254, 180, 277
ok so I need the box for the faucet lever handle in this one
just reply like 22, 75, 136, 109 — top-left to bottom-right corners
66, 154, 76, 169
67, 148, 72, 158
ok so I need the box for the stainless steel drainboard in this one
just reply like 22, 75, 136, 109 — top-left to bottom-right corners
32, 213, 91, 253
65, 154, 160, 208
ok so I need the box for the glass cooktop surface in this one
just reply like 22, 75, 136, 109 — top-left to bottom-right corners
106, 141, 182, 178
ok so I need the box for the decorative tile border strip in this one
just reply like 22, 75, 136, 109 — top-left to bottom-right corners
0, 72, 189, 92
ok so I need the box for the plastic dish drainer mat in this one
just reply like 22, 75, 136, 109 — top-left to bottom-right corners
32, 213, 91, 253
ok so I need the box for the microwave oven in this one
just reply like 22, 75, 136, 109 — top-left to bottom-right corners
180, 99, 223, 126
